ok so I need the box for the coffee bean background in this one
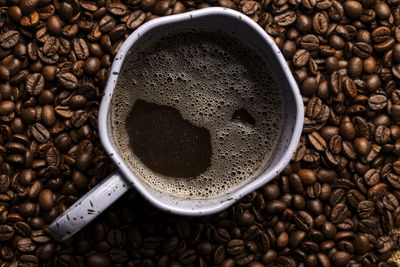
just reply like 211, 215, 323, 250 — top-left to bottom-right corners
1, 0, 400, 266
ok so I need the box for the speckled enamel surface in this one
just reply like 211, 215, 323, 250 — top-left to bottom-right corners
49, 172, 130, 241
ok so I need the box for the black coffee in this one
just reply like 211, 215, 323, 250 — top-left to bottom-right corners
126, 99, 212, 178
112, 30, 282, 197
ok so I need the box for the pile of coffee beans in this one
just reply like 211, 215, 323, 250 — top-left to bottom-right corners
0, 0, 400, 266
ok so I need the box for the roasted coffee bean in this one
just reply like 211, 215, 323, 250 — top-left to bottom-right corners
387, 173, 400, 189
343, 77, 357, 99
313, 12, 328, 34
364, 169, 380, 187
31, 123, 50, 143
372, 26, 391, 43
276, 232, 289, 248
375, 125, 391, 144
72, 170, 88, 189
55, 105, 73, 118
375, 1, 391, 20
354, 234, 370, 254
382, 193, 399, 211
266, 200, 286, 213
308, 131, 327, 152
46, 146, 60, 167
38, 189, 53, 211
298, 169, 317, 185
348, 57, 363, 78
69, 95, 87, 110
329, 71, 342, 94
293, 49, 310, 68
14, 221, 32, 237
31, 229, 51, 243
306, 97, 322, 119
75, 152, 92, 171
86, 252, 112, 267
294, 211, 314, 231
106, 228, 124, 247
1, 245, 14, 260
0, 225, 14, 241
19, 254, 39, 266
368, 183, 387, 198
73, 38, 89, 60
353, 137, 370, 155
108, 2, 128, 17
26, 73, 45, 96
363, 56, 376, 74
0, 100, 15, 116
275, 11, 296, 27
17, 238, 36, 252
344, 1, 363, 19
20, 11, 40, 27
340, 119, 356, 141
99, 15, 116, 32
127, 11, 146, 30
226, 239, 245, 255
20, 0, 39, 15
58, 72, 78, 89
369, 94, 387, 111
329, 135, 342, 154
18, 202, 36, 217
357, 199, 374, 217
287, 230, 305, 248
43, 37, 60, 57
41, 105, 56, 127
0, 31, 20, 49
0, 65, 10, 81
329, 188, 346, 207
19, 169, 34, 185
331, 203, 351, 223
84, 57, 101, 75
0, 174, 10, 193
331, 251, 351, 266
213, 245, 226, 264
37, 242, 56, 260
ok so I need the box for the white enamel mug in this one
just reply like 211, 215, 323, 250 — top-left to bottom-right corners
49, 7, 304, 241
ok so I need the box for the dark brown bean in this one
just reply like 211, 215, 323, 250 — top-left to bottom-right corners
344, 1, 363, 19
47, 15, 62, 34
0, 225, 14, 241
331, 251, 351, 266
86, 252, 112, 267
127, 11, 146, 30
84, 57, 101, 75
31, 123, 50, 143
226, 239, 245, 255
293, 49, 310, 68
58, 72, 78, 89
17, 237, 36, 252
26, 73, 45, 96
375, 1, 391, 20
294, 211, 314, 231
0, 31, 19, 50
41, 105, 56, 127
38, 189, 53, 211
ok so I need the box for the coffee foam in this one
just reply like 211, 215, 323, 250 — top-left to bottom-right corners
111, 30, 282, 198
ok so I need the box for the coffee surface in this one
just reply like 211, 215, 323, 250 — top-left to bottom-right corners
126, 99, 212, 178
112, 30, 282, 198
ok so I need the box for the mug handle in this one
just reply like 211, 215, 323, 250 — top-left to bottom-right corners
49, 172, 131, 241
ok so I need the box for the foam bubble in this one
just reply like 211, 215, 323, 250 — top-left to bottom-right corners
111, 30, 282, 198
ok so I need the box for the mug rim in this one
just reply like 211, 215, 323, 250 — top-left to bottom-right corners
98, 7, 304, 215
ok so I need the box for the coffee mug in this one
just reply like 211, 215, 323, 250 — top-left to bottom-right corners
49, 7, 304, 241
